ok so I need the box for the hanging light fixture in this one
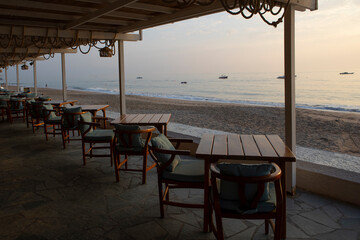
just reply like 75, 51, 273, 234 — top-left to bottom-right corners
99, 47, 113, 57
21, 63, 29, 70
162, 0, 290, 27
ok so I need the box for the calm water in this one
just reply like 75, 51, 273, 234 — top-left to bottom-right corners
8, 70, 360, 113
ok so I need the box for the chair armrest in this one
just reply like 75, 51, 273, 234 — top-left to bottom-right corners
150, 146, 191, 156
92, 116, 109, 121
78, 120, 101, 127
169, 138, 193, 149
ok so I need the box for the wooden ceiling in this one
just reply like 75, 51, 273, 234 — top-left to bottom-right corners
0, 0, 317, 67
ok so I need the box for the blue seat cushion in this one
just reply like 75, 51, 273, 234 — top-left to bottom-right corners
114, 124, 144, 148
43, 104, 57, 120
219, 183, 276, 214
216, 163, 274, 202
0, 95, 9, 107
162, 155, 204, 182
45, 116, 61, 124
79, 112, 93, 134
84, 129, 114, 141
25, 93, 36, 98
151, 134, 181, 172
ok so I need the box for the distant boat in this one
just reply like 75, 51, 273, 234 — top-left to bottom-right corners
219, 75, 228, 79
136, 77, 143, 79
181, 81, 187, 84
339, 72, 354, 75
277, 75, 297, 79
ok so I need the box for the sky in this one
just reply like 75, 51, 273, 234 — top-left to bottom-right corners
2, 0, 360, 85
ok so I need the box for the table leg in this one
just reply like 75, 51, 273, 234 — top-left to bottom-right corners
203, 158, 210, 232
102, 109, 107, 128
278, 161, 287, 239
164, 124, 167, 136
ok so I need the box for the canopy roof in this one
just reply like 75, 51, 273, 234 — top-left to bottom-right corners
0, 0, 317, 67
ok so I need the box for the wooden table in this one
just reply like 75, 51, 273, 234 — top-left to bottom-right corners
68, 104, 110, 128
195, 134, 296, 237
43, 100, 78, 107
111, 113, 171, 135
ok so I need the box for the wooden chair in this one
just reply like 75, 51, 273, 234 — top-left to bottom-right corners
61, 107, 83, 149
79, 112, 114, 166
43, 104, 62, 141
149, 134, 205, 220
8, 98, 26, 123
29, 101, 45, 133
112, 125, 156, 184
0, 95, 10, 121
209, 162, 283, 240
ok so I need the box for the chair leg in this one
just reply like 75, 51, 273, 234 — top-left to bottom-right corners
90, 143, 93, 158
82, 140, 86, 165
114, 153, 120, 182
142, 153, 147, 184
265, 219, 269, 234
62, 130, 67, 149
110, 141, 113, 167
158, 180, 165, 218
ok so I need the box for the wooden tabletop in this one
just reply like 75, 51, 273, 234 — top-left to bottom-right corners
111, 113, 171, 125
74, 104, 109, 111
43, 100, 78, 106
196, 134, 295, 162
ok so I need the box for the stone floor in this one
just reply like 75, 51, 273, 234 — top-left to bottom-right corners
1, 121, 359, 240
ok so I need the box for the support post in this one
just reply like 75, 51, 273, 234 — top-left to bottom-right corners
16, 64, 20, 92
33, 60, 37, 95
61, 53, 67, 101
284, 4, 296, 194
118, 40, 126, 115
5, 67, 8, 89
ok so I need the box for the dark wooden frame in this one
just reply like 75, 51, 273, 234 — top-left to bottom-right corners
8, 98, 25, 123
149, 138, 206, 219
43, 108, 62, 141
209, 163, 283, 240
79, 116, 114, 166
0, 99, 11, 122
61, 111, 85, 149
113, 127, 156, 184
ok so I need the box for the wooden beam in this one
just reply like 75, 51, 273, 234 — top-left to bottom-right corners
0, 0, 149, 20
64, 0, 137, 30
0, 8, 130, 26
0, 25, 141, 41
0, 56, 46, 61
0, 48, 77, 54
277, 0, 318, 10
117, 1, 224, 33
76, 0, 175, 14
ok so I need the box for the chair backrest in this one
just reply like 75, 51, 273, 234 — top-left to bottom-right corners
0, 95, 10, 107
43, 104, 57, 120
61, 107, 83, 129
79, 112, 94, 135
30, 101, 44, 119
9, 98, 24, 110
210, 163, 282, 213
113, 124, 155, 151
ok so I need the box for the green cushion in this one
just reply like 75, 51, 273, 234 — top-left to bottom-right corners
45, 116, 61, 124
151, 134, 181, 172
25, 93, 36, 98
216, 163, 274, 207
84, 129, 114, 141
79, 112, 93, 134
114, 124, 144, 148
162, 156, 204, 182
43, 104, 57, 120
219, 183, 276, 214
37, 96, 51, 101
62, 107, 82, 129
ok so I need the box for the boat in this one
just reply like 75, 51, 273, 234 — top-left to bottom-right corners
181, 81, 187, 84
219, 75, 228, 79
277, 75, 297, 79
339, 72, 354, 75
136, 76, 143, 79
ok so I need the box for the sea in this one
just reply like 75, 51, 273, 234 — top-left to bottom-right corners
3, 70, 360, 113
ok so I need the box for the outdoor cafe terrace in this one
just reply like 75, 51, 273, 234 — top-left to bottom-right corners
1, 117, 359, 240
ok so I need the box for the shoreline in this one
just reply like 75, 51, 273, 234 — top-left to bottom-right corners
8, 86, 360, 157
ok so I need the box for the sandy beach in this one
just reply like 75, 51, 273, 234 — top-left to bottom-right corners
17, 87, 360, 157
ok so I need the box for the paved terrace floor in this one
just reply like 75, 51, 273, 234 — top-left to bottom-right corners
1, 121, 360, 240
